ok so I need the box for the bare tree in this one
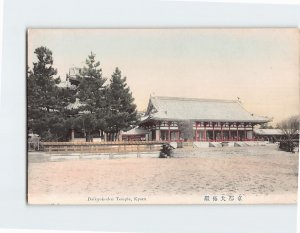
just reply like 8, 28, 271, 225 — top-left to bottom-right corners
277, 115, 299, 152
277, 115, 299, 139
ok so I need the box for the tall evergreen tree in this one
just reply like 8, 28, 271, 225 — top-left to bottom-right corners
27, 46, 75, 141
106, 67, 138, 140
74, 52, 107, 141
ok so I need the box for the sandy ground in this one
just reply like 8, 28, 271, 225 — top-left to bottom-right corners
27, 145, 298, 204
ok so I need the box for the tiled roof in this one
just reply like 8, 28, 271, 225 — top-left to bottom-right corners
253, 128, 284, 135
122, 127, 149, 135
142, 96, 269, 123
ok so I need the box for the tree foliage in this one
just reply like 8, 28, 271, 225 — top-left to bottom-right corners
106, 67, 138, 137
27, 46, 75, 141
76, 52, 106, 111
73, 52, 107, 141
28, 49, 138, 142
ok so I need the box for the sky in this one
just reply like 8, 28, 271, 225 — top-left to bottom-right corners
27, 28, 299, 125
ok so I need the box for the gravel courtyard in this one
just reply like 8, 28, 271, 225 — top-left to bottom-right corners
27, 145, 298, 204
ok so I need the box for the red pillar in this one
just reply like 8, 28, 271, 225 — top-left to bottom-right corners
229, 124, 231, 140
236, 123, 239, 141
204, 122, 207, 141
168, 122, 171, 142
244, 123, 247, 141
221, 123, 223, 141
195, 122, 198, 141
212, 123, 215, 141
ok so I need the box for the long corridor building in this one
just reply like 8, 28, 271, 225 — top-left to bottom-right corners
139, 96, 269, 142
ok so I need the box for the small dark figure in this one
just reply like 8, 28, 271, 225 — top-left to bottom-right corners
159, 143, 174, 158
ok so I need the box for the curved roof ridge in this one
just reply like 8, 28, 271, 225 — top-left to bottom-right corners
151, 96, 237, 103
143, 95, 270, 123
236, 100, 271, 121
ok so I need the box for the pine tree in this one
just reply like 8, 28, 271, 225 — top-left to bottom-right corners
106, 67, 138, 140
74, 52, 107, 141
27, 46, 75, 141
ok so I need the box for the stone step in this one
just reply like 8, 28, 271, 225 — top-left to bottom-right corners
193, 142, 210, 148
209, 142, 222, 147
221, 142, 235, 147
169, 142, 178, 149
234, 142, 249, 147
244, 141, 258, 146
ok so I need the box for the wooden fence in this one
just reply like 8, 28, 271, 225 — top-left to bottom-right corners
41, 141, 164, 153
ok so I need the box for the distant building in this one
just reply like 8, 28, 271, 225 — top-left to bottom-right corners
253, 128, 285, 142
121, 127, 149, 141
66, 67, 81, 86
138, 96, 270, 142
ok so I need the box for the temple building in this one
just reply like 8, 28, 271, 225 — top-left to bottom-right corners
66, 66, 81, 86
121, 127, 149, 141
138, 96, 270, 142
253, 128, 285, 142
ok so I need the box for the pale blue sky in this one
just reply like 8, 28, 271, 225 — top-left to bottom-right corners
28, 29, 299, 124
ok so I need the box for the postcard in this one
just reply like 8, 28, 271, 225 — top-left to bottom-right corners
27, 28, 299, 204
